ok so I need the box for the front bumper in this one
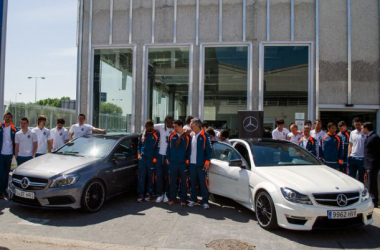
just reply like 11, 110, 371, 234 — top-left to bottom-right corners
7, 181, 83, 209
275, 197, 374, 230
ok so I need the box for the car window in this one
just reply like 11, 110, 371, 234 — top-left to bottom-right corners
212, 143, 242, 163
115, 139, 137, 157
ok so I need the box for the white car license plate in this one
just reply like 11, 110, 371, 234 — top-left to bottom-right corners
15, 189, 35, 199
328, 210, 357, 219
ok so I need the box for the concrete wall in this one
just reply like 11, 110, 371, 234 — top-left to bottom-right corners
78, 0, 379, 131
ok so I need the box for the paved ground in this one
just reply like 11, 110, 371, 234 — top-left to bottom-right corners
0, 192, 380, 250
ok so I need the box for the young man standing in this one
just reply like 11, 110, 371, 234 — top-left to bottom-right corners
0, 112, 18, 199
32, 115, 52, 157
166, 120, 190, 206
51, 118, 70, 151
321, 122, 343, 170
272, 119, 289, 140
137, 120, 160, 202
154, 115, 174, 203
348, 117, 366, 183
310, 119, 326, 159
69, 114, 106, 140
15, 117, 38, 166
188, 118, 212, 209
337, 121, 351, 174
299, 126, 317, 157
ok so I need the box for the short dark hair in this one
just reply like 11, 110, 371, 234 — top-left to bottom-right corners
79, 114, 86, 119
145, 119, 153, 127
206, 128, 215, 136
220, 129, 230, 139
164, 115, 174, 122
174, 119, 183, 127
202, 122, 209, 129
21, 117, 29, 124
4, 112, 13, 118
353, 117, 362, 123
37, 115, 47, 125
276, 119, 285, 125
314, 119, 322, 124
57, 118, 65, 125
338, 121, 346, 127
363, 122, 374, 132
327, 122, 336, 129
304, 120, 312, 125
185, 116, 193, 125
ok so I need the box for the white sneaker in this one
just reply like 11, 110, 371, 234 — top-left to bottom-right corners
202, 203, 210, 209
155, 195, 164, 203
163, 194, 169, 203
188, 201, 196, 207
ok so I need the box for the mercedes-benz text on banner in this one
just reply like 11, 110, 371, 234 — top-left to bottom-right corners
238, 110, 264, 138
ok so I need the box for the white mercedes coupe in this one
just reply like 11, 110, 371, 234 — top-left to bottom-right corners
208, 139, 374, 230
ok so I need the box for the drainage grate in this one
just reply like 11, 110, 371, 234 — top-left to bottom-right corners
206, 239, 256, 250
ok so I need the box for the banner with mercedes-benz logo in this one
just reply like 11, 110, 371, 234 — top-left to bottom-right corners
238, 110, 264, 138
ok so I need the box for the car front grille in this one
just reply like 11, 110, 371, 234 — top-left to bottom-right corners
47, 196, 75, 205
312, 214, 363, 229
13, 196, 41, 207
12, 174, 48, 190
312, 192, 360, 207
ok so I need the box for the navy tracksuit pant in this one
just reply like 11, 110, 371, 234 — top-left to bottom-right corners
168, 162, 188, 202
348, 156, 365, 183
138, 157, 154, 197
189, 163, 209, 205
0, 154, 13, 193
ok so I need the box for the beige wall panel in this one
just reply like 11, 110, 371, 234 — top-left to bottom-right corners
132, 1, 152, 44
92, 0, 110, 45
199, 0, 219, 42
222, 0, 243, 42
294, 0, 314, 41
177, 0, 196, 43
252, 0, 266, 42
113, 0, 130, 44
155, 0, 174, 43
270, 0, 291, 41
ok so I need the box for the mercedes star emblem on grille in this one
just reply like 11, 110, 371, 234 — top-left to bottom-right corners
336, 194, 348, 207
21, 177, 30, 189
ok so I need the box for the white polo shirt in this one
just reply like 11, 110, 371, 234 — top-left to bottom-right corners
272, 127, 289, 140
69, 123, 93, 139
349, 129, 366, 158
287, 132, 303, 144
154, 123, 174, 156
32, 127, 52, 154
15, 129, 38, 157
190, 132, 201, 164
310, 129, 326, 158
1, 125, 13, 155
51, 127, 69, 150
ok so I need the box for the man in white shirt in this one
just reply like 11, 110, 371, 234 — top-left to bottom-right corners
69, 114, 106, 140
272, 119, 289, 140
310, 119, 326, 159
218, 129, 231, 145
183, 116, 193, 135
51, 118, 70, 151
287, 124, 303, 144
154, 115, 174, 203
32, 115, 52, 157
348, 117, 366, 183
15, 117, 38, 166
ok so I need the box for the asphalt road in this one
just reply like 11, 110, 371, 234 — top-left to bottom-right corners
0, 191, 379, 250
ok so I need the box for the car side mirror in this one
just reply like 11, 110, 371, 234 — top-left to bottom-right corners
229, 159, 244, 168
114, 153, 127, 161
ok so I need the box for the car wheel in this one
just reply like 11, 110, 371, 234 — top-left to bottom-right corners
255, 191, 278, 230
81, 179, 106, 213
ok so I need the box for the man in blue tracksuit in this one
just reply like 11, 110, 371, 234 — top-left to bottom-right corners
338, 121, 350, 174
298, 125, 317, 157
166, 120, 190, 206
188, 118, 212, 209
321, 122, 343, 170
137, 120, 160, 202
0, 112, 18, 199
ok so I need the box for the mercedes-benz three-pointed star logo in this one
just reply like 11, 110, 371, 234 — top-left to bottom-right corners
242, 116, 259, 133
336, 194, 348, 207
21, 177, 30, 189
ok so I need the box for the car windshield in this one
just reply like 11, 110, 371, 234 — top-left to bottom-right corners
251, 142, 322, 167
55, 136, 118, 158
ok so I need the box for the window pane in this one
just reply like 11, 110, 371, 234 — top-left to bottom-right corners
93, 48, 133, 133
148, 47, 190, 123
203, 47, 248, 138
263, 46, 309, 130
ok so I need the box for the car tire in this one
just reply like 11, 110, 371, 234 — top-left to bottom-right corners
255, 190, 278, 230
81, 179, 106, 213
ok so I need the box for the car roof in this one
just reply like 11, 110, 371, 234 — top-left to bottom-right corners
236, 138, 292, 146
88, 133, 140, 140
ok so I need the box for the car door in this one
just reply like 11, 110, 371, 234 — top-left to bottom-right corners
110, 138, 139, 193
209, 143, 250, 203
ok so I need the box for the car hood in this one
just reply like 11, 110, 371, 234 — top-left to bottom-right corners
256, 165, 364, 194
15, 154, 99, 177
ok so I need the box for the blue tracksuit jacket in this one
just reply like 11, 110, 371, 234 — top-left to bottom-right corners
138, 130, 160, 160
189, 130, 212, 166
338, 130, 350, 163
0, 122, 18, 155
298, 136, 318, 157
321, 133, 344, 164
166, 132, 190, 164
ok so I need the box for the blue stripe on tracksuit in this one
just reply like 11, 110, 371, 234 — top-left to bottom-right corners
338, 131, 350, 173
321, 133, 343, 170
137, 130, 159, 197
166, 132, 190, 202
189, 131, 212, 205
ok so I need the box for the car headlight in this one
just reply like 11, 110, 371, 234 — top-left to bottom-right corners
281, 187, 312, 205
50, 174, 80, 188
361, 188, 370, 202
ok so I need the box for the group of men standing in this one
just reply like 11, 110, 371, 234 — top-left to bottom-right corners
0, 112, 106, 199
272, 117, 380, 207
137, 116, 212, 209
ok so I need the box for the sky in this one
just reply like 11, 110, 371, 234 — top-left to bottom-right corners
4, 0, 78, 104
